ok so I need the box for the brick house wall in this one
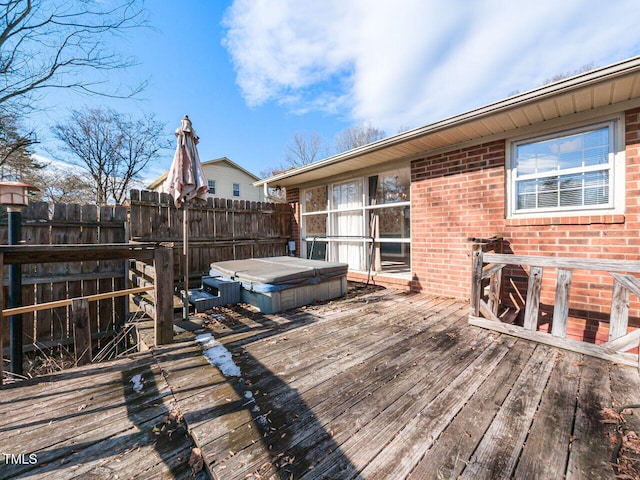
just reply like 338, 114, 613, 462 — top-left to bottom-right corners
410, 107, 640, 343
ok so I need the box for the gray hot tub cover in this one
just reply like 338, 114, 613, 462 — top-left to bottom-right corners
209, 256, 348, 293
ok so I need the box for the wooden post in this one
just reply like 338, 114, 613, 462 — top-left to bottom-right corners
488, 268, 503, 315
523, 266, 543, 331
470, 243, 483, 317
72, 298, 92, 366
551, 269, 572, 338
153, 246, 174, 345
609, 280, 630, 341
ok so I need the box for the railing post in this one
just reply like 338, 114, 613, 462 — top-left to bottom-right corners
153, 246, 174, 346
610, 279, 630, 341
488, 268, 503, 315
72, 298, 92, 366
551, 269, 572, 338
470, 243, 483, 317
523, 266, 543, 331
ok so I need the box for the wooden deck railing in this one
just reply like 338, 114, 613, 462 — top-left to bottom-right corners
1, 243, 174, 384
469, 250, 640, 367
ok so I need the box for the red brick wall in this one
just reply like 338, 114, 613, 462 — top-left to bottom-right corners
286, 187, 301, 256
411, 108, 640, 344
411, 140, 506, 296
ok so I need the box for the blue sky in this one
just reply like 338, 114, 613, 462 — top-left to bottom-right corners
28, 0, 640, 184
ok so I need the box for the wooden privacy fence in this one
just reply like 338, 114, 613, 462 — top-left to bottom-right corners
0, 243, 173, 384
0, 202, 127, 350
0, 194, 292, 353
129, 189, 293, 283
470, 250, 640, 367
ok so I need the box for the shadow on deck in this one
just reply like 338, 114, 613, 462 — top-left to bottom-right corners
2, 285, 640, 479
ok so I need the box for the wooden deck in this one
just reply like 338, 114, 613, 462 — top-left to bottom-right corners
2, 286, 639, 479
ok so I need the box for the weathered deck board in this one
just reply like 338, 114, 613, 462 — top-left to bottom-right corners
407, 339, 538, 480
297, 331, 495, 479
459, 346, 559, 479
513, 350, 583, 479
1, 357, 162, 436
566, 355, 614, 480
2, 286, 637, 480
610, 364, 640, 473
213, 302, 471, 478
180, 296, 452, 472
0, 350, 205, 480
357, 336, 516, 480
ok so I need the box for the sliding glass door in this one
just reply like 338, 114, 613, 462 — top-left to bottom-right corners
331, 180, 364, 270
300, 166, 411, 277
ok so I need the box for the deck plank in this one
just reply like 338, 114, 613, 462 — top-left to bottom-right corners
566, 355, 614, 480
458, 345, 559, 479
358, 335, 516, 479
1, 287, 633, 480
610, 364, 640, 474
0, 350, 201, 480
206, 305, 472, 478
190, 298, 459, 477
298, 328, 495, 479
407, 339, 537, 480
514, 350, 583, 480
1, 358, 162, 435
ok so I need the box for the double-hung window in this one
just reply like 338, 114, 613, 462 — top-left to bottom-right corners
208, 180, 216, 195
232, 183, 240, 197
510, 120, 620, 216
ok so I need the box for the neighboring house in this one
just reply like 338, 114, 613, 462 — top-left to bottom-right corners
148, 157, 264, 202
257, 56, 640, 344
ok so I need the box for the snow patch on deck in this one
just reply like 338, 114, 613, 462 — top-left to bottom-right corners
195, 333, 241, 377
194, 332, 267, 426
130, 374, 144, 393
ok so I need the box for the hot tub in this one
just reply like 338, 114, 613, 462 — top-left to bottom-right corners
209, 256, 348, 314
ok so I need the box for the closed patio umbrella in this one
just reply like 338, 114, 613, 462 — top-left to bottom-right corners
163, 115, 208, 320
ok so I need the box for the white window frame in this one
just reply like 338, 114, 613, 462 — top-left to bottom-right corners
506, 116, 625, 219
208, 180, 216, 195
232, 183, 240, 197
300, 169, 411, 274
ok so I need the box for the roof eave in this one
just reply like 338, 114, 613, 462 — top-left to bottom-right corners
255, 55, 640, 188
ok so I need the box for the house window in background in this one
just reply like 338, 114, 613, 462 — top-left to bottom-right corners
233, 183, 240, 197
300, 166, 411, 277
302, 185, 328, 260
331, 179, 364, 270
511, 120, 618, 216
208, 180, 216, 194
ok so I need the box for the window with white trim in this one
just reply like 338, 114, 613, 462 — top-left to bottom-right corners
208, 180, 216, 194
232, 183, 240, 197
300, 167, 411, 277
510, 120, 619, 216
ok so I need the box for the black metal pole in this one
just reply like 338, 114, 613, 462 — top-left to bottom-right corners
8, 209, 22, 375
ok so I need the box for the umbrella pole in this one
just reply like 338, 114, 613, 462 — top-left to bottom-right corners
183, 203, 189, 321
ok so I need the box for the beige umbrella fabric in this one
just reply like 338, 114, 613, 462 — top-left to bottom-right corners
163, 115, 208, 320
164, 115, 208, 206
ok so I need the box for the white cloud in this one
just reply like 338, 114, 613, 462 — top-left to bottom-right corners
222, 0, 640, 131
32, 154, 86, 174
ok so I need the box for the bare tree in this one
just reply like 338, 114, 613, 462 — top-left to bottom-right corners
335, 122, 386, 153
107, 113, 170, 204
542, 63, 596, 86
52, 107, 170, 205
31, 161, 94, 204
0, 112, 40, 178
263, 122, 386, 181
285, 131, 324, 167
0, 0, 147, 113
